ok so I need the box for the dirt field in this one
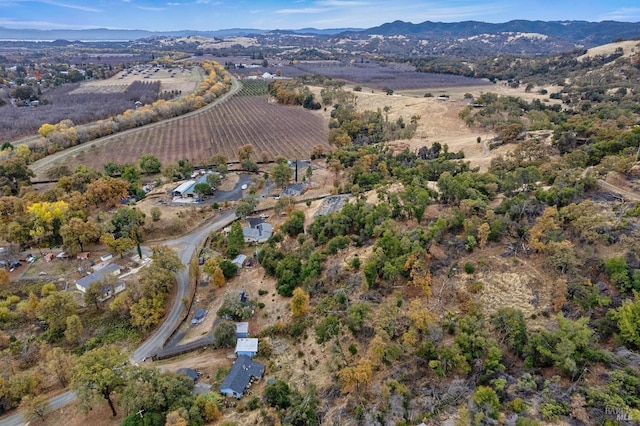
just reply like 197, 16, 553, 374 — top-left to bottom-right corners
71, 65, 203, 95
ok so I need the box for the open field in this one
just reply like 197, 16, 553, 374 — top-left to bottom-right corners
71, 65, 202, 95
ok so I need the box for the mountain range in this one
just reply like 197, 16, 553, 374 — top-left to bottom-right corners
1, 20, 639, 57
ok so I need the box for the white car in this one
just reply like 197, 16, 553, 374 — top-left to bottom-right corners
241, 184, 248, 190
259, 213, 269, 219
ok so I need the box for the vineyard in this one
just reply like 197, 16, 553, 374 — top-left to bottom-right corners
54, 93, 329, 171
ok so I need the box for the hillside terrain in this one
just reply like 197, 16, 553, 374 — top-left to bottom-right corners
1, 25, 640, 426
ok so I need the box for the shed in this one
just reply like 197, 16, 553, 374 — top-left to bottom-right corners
235, 338, 258, 357
236, 322, 249, 338
232, 254, 247, 269
219, 355, 264, 398
176, 368, 198, 382
172, 180, 196, 198
75, 263, 121, 294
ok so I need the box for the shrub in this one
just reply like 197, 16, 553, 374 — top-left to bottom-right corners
464, 262, 475, 274
219, 260, 238, 279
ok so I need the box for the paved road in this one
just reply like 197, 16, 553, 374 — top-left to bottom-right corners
0, 79, 242, 426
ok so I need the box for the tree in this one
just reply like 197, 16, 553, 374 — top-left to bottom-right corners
264, 380, 291, 409
36, 290, 77, 331
150, 206, 161, 222
235, 195, 258, 219
60, 217, 101, 254
610, 291, 640, 349
151, 245, 184, 272
44, 346, 73, 388
213, 321, 237, 348
0, 157, 34, 195
206, 173, 221, 189
100, 233, 135, 258
0, 269, 8, 286
212, 266, 225, 287
121, 164, 140, 186
237, 144, 254, 162
227, 221, 245, 257
71, 346, 129, 417
111, 207, 145, 258
217, 291, 252, 321
193, 182, 211, 198
64, 314, 84, 344
281, 210, 305, 237
219, 260, 238, 278
27, 201, 70, 248
85, 177, 129, 207
291, 287, 309, 318
139, 154, 161, 174
19, 394, 50, 422
270, 161, 292, 189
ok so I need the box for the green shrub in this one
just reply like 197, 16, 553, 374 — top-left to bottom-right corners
464, 262, 475, 274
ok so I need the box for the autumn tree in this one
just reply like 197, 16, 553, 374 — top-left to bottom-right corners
151, 245, 183, 273
27, 200, 70, 249
19, 394, 50, 422
338, 359, 373, 392
100, 233, 135, 258
64, 314, 84, 344
43, 346, 74, 388
85, 177, 129, 207
0, 269, 8, 286
71, 346, 129, 417
36, 290, 77, 332
404, 253, 432, 298
60, 217, 101, 254
528, 206, 560, 252
0, 156, 33, 195
237, 144, 255, 162
291, 287, 310, 318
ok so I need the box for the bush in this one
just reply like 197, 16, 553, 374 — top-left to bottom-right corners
464, 262, 475, 274
219, 260, 238, 278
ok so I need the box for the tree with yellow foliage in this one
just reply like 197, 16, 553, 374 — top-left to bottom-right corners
528, 206, 560, 252
27, 200, 69, 249
404, 252, 432, 298
291, 287, 310, 318
338, 358, 373, 392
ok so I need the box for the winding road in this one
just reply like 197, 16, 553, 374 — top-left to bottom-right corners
0, 77, 243, 426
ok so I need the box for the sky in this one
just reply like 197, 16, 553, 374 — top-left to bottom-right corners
0, 0, 639, 32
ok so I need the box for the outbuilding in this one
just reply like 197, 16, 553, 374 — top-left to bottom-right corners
235, 322, 249, 338
235, 338, 258, 357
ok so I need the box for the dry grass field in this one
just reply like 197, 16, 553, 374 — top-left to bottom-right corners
71, 66, 203, 95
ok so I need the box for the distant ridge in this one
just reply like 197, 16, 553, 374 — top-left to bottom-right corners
0, 26, 360, 41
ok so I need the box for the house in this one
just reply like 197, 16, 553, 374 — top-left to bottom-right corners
242, 218, 273, 243
172, 173, 216, 199
281, 183, 304, 197
75, 263, 122, 295
231, 254, 247, 269
219, 355, 265, 398
235, 338, 259, 357
236, 322, 249, 338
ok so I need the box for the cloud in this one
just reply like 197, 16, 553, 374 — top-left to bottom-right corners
0, 18, 100, 29
275, 7, 330, 15
37, 0, 101, 12
137, 5, 165, 11
599, 7, 640, 21
315, 0, 371, 5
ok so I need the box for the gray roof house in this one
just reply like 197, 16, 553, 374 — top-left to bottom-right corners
242, 218, 273, 243
219, 355, 265, 399
75, 264, 123, 300
231, 254, 247, 269
281, 183, 304, 197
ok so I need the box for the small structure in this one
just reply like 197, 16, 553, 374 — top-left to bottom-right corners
242, 218, 273, 243
176, 368, 198, 382
239, 290, 249, 305
44, 253, 55, 262
231, 254, 247, 269
236, 322, 249, 338
75, 263, 121, 294
77, 252, 90, 261
56, 252, 70, 260
235, 338, 259, 358
219, 355, 265, 399
281, 183, 304, 197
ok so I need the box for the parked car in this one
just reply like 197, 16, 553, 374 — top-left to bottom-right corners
241, 184, 248, 190
191, 308, 207, 325
259, 213, 269, 219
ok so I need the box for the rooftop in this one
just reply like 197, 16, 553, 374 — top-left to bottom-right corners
235, 338, 258, 354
